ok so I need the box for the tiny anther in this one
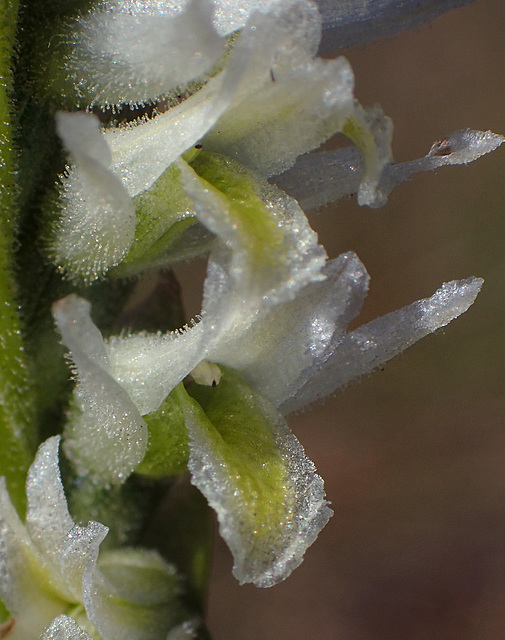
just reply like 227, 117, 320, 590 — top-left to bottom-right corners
428, 137, 452, 157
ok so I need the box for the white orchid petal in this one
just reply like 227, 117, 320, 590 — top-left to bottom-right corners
203, 56, 355, 178
212, 0, 318, 36
83, 548, 180, 640
25, 437, 74, 564
56, 112, 112, 168
179, 374, 332, 587
69, 0, 225, 107
317, 0, 475, 52
107, 154, 328, 416
107, 321, 206, 415
0, 479, 67, 640
213, 252, 369, 408
276, 129, 504, 211
342, 102, 393, 206
59, 522, 109, 604
0, 438, 110, 639
284, 276, 483, 413
40, 615, 93, 640
274, 145, 362, 210
54, 112, 136, 282
105, 0, 317, 199
53, 295, 148, 484
180, 161, 327, 315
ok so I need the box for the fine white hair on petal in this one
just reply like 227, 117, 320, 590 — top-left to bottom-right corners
275, 129, 504, 211
56, 112, 112, 168
40, 615, 93, 640
283, 276, 483, 413
53, 112, 136, 282
53, 295, 148, 485
107, 153, 329, 416
69, 0, 225, 107
104, 0, 317, 200
107, 320, 206, 416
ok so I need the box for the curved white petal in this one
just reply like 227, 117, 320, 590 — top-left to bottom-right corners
317, 0, 475, 52
83, 548, 181, 640
212, 252, 369, 408
203, 56, 354, 178
179, 375, 332, 587
69, 0, 225, 107
181, 163, 327, 312
59, 521, 109, 604
107, 159, 328, 416
107, 321, 206, 416
0, 438, 110, 639
53, 295, 148, 484
0, 478, 67, 640
25, 437, 75, 566
54, 112, 136, 282
104, 0, 321, 199
276, 129, 504, 211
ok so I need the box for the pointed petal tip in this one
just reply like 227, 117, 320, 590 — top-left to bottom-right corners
419, 276, 483, 332
427, 129, 504, 165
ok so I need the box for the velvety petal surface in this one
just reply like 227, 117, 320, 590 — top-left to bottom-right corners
40, 615, 93, 640
53, 112, 136, 281
179, 371, 332, 587
67, 0, 225, 107
107, 155, 327, 415
53, 295, 147, 484
0, 438, 109, 639
211, 252, 369, 408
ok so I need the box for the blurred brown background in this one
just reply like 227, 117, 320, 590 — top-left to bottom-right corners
181, 1, 505, 637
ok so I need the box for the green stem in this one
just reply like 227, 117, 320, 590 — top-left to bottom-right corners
0, 0, 36, 515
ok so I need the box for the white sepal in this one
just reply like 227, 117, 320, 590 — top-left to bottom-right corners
53, 295, 148, 485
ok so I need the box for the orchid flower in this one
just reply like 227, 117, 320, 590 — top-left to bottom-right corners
1, 0, 502, 636
53, 228, 482, 589
42, 0, 500, 591
0, 437, 186, 640
49, 0, 395, 281
48, 0, 501, 283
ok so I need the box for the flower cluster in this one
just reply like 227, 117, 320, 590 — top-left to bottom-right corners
0, 0, 501, 638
